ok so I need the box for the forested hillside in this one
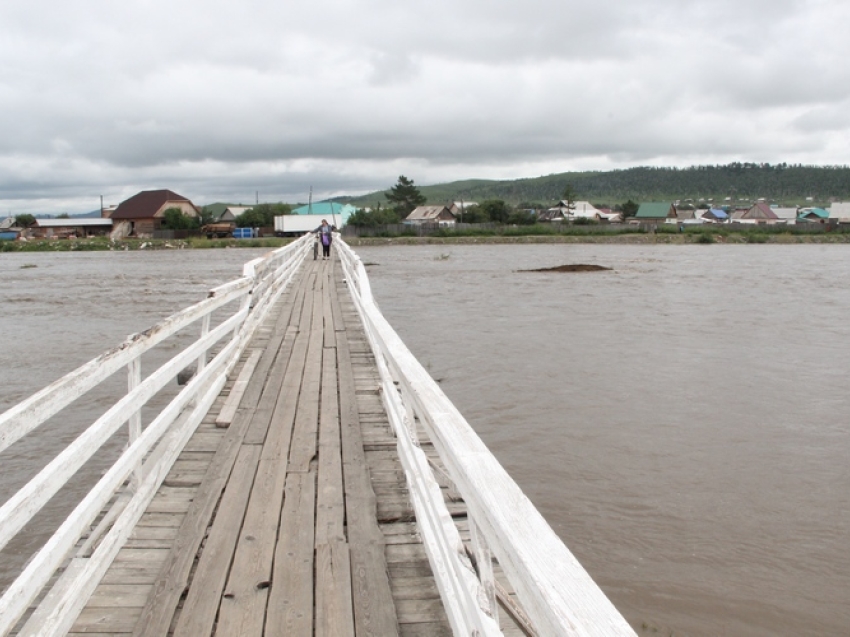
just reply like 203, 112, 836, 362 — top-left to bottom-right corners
346, 164, 850, 208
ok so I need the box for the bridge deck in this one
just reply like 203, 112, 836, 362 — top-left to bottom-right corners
65, 257, 458, 636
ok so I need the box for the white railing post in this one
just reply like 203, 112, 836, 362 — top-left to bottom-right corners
400, 385, 419, 445
470, 518, 499, 625
127, 357, 142, 487
197, 314, 211, 375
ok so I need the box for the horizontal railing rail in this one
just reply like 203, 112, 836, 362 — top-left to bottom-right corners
336, 238, 637, 636
0, 235, 311, 636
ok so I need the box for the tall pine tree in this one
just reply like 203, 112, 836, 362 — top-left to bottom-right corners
385, 175, 426, 216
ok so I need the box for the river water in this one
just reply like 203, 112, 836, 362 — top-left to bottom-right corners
1, 244, 848, 635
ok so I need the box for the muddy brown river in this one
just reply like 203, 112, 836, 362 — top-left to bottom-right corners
1, 244, 848, 635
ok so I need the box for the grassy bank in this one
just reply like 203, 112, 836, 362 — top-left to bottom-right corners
344, 225, 850, 246
4, 226, 850, 252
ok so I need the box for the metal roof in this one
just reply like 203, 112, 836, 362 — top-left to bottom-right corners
635, 202, 674, 218
406, 205, 454, 221
35, 218, 113, 227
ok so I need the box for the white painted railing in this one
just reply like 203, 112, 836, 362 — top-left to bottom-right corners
0, 235, 311, 636
336, 239, 638, 636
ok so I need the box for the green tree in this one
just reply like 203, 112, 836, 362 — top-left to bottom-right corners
57, 213, 70, 219
236, 203, 291, 227
617, 199, 639, 220
561, 184, 577, 218
507, 209, 537, 225
479, 199, 511, 223
161, 207, 197, 230
385, 175, 426, 216
14, 214, 36, 228
198, 206, 217, 226
347, 207, 401, 227
235, 208, 269, 228
458, 205, 489, 223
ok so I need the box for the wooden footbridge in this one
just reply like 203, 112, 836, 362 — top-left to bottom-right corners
0, 237, 636, 636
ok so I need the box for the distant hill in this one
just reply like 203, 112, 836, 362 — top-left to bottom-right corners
341, 164, 850, 208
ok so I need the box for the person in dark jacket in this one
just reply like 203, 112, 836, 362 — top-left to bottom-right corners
312, 219, 335, 259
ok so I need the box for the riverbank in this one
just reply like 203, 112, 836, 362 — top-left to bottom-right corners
3, 228, 850, 252
346, 230, 850, 245
0, 237, 293, 252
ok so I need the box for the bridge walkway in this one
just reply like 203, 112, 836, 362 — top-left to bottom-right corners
62, 257, 470, 636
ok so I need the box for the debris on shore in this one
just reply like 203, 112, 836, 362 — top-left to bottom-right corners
519, 264, 612, 273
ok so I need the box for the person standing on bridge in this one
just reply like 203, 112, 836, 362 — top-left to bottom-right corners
312, 219, 335, 259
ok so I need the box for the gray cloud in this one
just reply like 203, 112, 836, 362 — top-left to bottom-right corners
0, 0, 848, 214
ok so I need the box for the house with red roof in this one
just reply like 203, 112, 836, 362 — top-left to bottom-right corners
736, 202, 781, 224
109, 189, 200, 236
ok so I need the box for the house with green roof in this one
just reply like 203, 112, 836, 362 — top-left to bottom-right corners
291, 202, 356, 226
634, 202, 676, 223
798, 207, 829, 222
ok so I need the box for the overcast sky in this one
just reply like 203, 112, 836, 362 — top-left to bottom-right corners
1, 0, 848, 214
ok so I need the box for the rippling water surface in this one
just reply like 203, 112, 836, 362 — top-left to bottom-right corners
1, 244, 848, 635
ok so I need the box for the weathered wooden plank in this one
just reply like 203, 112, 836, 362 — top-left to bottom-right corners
316, 347, 345, 546
124, 524, 180, 549
240, 322, 300, 445
182, 432, 223, 452
215, 348, 263, 427
265, 471, 316, 636
335, 290, 400, 637
71, 606, 142, 633
315, 540, 355, 637
172, 444, 261, 637
286, 286, 324, 474
322, 267, 335, 347
394, 598, 452, 624
214, 426, 294, 635
131, 343, 275, 636
390, 577, 441, 601
397, 621, 453, 637
385, 543, 430, 565
87, 585, 154, 608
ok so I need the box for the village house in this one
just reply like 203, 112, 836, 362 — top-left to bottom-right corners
771, 206, 799, 223
110, 189, 200, 237
216, 206, 250, 222
701, 208, 729, 222
448, 201, 478, 218
404, 205, 456, 225
634, 202, 677, 223
798, 207, 830, 222
732, 202, 781, 224
829, 202, 850, 221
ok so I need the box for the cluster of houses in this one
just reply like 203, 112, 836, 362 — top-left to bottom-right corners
400, 200, 850, 226
0, 189, 366, 241
5, 190, 850, 242
631, 201, 848, 225
1, 190, 205, 240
